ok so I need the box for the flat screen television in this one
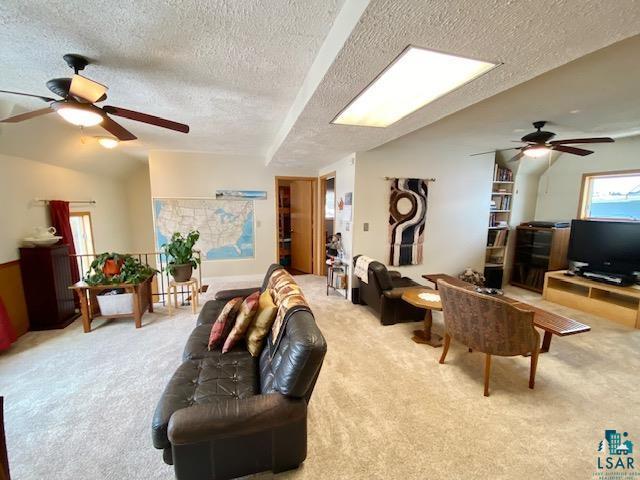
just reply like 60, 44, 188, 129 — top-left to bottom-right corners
568, 219, 640, 274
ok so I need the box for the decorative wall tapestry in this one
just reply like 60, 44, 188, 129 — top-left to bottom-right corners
388, 178, 429, 266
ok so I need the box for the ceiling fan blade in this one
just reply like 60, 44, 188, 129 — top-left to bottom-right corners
69, 74, 108, 103
1, 107, 54, 123
470, 147, 518, 156
507, 151, 525, 163
103, 105, 189, 133
550, 137, 614, 145
552, 145, 593, 156
100, 114, 137, 141
0, 89, 56, 103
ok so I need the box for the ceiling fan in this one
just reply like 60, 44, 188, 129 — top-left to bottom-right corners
472, 121, 614, 161
0, 54, 189, 142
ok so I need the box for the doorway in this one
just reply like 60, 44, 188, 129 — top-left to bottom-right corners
319, 172, 337, 276
275, 177, 316, 274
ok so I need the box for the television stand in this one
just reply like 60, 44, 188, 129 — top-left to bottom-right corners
543, 271, 640, 328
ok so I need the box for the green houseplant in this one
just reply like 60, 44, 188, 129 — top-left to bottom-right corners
84, 252, 157, 286
162, 231, 201, 282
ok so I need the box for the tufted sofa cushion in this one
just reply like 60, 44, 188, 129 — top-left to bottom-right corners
182, 324, 249, 361
152, 355, 258, 450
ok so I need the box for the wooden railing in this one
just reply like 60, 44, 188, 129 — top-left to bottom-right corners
71, 251, 203, 307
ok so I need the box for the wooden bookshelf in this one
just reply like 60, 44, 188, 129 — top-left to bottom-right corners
485, 163, 515, 287
510, 225, 570, 293
277, 185, 292, 266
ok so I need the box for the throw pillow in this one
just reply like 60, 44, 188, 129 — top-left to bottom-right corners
222, 291, 260, 353
245, 290, 278, 357
208, 297, 243, 350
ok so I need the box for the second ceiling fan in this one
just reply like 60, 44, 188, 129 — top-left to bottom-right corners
473, 121, 614, 161
0, 54, 189, 141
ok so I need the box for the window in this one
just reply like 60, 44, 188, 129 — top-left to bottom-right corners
579, 170, 640, 221
70, 212, 95, 274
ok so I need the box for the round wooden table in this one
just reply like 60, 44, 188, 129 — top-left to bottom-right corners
401, 288, 443, 347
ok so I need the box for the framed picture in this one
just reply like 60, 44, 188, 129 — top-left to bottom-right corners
215, 190, 267, 200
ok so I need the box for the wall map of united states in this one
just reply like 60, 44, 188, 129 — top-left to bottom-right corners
153, 198, 255, 260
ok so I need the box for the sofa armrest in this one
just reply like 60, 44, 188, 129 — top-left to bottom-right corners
382, 286, 422, 300
388, 270, 402, 279
168, 394, 306, 445
214, 287, 260, 302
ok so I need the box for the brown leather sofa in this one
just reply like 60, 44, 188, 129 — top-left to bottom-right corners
152, 264, 327, 480
353, 255, 424, 325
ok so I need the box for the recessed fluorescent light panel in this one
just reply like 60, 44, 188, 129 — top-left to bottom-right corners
332, 46, 498, 128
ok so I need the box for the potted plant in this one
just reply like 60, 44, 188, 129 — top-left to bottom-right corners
84, 253, 158, 315
84, 253, 157, 286
162, 231, 201, 282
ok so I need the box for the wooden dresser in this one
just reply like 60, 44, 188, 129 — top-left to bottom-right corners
19, 245, 76, 330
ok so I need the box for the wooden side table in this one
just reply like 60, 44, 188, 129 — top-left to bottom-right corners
69, 275, 155, 333
401, 288, 443, 347
168, 278, 199, 315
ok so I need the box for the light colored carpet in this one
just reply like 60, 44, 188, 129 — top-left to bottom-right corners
1, 275, 639, 480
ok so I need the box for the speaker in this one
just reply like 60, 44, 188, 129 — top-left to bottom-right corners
484, 266, 504, 289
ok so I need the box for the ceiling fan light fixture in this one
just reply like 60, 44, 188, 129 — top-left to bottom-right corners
97, 136, 119, 149
523, 145, 551, 158
56, 104, 103, 127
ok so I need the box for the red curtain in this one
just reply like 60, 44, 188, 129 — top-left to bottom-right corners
49, 200, 80, 284
0, 297, 16, 351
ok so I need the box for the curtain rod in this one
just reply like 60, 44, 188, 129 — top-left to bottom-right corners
384, 177, 436, 182
33, 198, 96, 205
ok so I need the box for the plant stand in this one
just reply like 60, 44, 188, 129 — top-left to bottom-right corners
168, 277, 199, 315
70, 275, 155, 333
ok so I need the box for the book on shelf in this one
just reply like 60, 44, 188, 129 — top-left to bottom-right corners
493, 165, 513, 182
487, 228, 508, 247
490, 195, 511, 211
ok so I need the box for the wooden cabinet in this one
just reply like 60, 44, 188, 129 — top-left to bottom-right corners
19, 245, 76, 330
510, 225, 570, 293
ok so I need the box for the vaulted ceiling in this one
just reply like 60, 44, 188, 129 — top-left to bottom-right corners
1, 0, 639, 174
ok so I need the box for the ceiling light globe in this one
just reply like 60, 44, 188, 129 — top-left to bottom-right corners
56, 105, 103, 127
97, 137, 119, 149
524, 146, 550, 158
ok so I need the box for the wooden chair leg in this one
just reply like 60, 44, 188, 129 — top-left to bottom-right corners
191, 284, 197, 314
439, 333, 451, 364
484, 354, 492, 397
529, 345, 540, 389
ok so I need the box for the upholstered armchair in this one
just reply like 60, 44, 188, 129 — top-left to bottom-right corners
437, 280, 540, 397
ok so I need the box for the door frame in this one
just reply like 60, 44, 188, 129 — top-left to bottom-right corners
317, 171, 337, 275
274, 176, 319, 274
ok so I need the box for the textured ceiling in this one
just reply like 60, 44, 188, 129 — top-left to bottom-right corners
268, 0, 640, 167
376, 34, 640, 158
1, 0, 640, 175
0, 0, 343, 169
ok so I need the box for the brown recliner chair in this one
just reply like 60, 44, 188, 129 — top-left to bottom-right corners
352, 255, 424, 325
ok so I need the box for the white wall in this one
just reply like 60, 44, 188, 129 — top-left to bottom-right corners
352, 130, 494, 284
0, 153, 133, 263
148, 150, 316, 277
319, 154, 356, 259
535, 137, 640, 220
319, 153, 356, 295
125, 165, 156, 255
